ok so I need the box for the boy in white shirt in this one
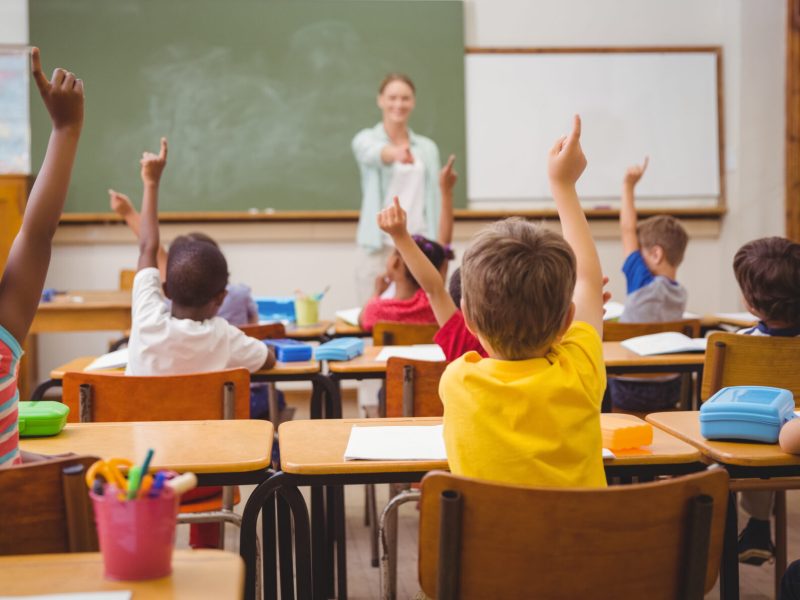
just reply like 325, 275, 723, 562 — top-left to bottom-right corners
126, 137, 275, 549
126, 137, 275, 376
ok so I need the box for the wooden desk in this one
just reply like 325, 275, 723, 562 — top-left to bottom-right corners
648, 411, 800, 600
700, 313, 758, 330
32, 290, 132, 334
0, 549, 243, 599
332, 318, 369, 338
285, 319, 333, 341
20, 420, 273, 480
239, 415, 704, 600
328, 343, 706, 376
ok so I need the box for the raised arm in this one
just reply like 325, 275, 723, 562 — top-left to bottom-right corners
437, 154, 456, 247
0, 48, 83, 343
379, 197, 457, 326
110, 189, 168, 279
137, 138, 168, 271
547, 115, 603, 335
620, 157, 648, 255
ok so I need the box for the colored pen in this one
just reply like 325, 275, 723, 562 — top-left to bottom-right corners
148, 471, 168, 498
126, 465, 143, 500
139, 448, 155, 476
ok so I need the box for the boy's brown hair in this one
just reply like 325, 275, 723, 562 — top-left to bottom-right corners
637, 216, 688, 266
461, 218, 576, 359
733, 237, 800, 326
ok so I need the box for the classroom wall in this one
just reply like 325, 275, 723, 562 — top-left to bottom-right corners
1, 0, 787, 377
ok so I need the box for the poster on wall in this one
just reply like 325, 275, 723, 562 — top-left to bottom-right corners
0, 49, 30, 175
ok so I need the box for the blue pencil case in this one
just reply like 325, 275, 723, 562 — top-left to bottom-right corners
256, 297, 296, 323
315, 337, 364, 361
700, 386, 795, 443
264, 339, 313, 362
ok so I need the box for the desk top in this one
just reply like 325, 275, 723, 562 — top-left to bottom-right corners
332, 318, 368, 337
328, 343, 706, 375
37, 290, 132, 310
50, 355, 320, 379
278, 415, 701, 475
285, 320, 333, 340
0, 549, 243, 599
647, 411, 800, 468
20, 420, 273, 473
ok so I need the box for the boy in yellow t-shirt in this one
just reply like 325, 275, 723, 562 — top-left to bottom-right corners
439, 115, 607, 488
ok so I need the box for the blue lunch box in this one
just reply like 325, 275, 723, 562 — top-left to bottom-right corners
699, 386, 795, 443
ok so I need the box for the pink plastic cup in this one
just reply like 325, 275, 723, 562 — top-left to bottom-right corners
91, 486, 178, 580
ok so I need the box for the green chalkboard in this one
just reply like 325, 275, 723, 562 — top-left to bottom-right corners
30, 0, 466, 214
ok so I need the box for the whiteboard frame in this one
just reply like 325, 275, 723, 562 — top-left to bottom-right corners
463, 45, 726, 213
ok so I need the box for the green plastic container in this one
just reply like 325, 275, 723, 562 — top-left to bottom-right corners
18, 401, 69, 437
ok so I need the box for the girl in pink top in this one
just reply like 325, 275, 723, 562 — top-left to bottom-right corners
359, 233, 449, 332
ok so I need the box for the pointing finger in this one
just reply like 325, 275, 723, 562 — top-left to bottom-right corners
159, 137, 168, 160
641, 156, 649, 173
393, 196, 401, 210
571, 114, 582, 139
445, 154, 455, 171
30, 47, 50, 93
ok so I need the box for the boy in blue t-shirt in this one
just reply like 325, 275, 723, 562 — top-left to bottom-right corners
612, 158, 689, 411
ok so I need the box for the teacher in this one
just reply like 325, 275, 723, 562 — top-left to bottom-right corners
351, 73, 442, 303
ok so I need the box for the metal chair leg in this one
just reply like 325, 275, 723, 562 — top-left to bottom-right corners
379, 489, 421, 600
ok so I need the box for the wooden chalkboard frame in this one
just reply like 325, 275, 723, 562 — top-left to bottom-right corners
57, 45, 725, 224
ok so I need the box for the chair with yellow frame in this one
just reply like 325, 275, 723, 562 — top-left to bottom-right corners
417, 468, 729, 600
701, 331, 800, 594
61, 368, 251, 548
0, 454, 100, 555
604, 318, 701, 417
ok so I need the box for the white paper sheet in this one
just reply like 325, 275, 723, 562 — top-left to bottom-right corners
344, 425, 447, 461
335, 307, 362, 326
375, 345, 446, 363
602, 448, 615, 460
602, 301, 625, 321
621, 332, 707, 356
85, 348, 129, 371
0, 593, 132, 600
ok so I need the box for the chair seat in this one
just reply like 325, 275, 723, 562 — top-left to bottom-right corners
179, 486, 241, 514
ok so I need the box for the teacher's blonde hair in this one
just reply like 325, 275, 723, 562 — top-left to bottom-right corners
379, 73, 415, 95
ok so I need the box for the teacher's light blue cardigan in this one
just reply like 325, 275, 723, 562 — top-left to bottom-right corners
352, 122, 441, 253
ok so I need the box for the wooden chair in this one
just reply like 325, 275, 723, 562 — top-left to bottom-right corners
238, 322, 286, 340
0, 455, 100, 555
418, 468, 729, 600
108, 268, 137, 351
61, 368, 251, 547
604, 318, 701, 417
376, 358, 448, 594
701, 331, 800, 591
372, 321, 439, 346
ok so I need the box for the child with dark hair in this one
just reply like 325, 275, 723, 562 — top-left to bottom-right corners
125, 138, 275, 377
110, 193, 258, 326
359, 208, 449, 332
732, 236, 800, 565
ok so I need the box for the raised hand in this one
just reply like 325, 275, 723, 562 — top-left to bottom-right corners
624, 156, 649, 188
140, 137, 168, 184
393, 143, 414, 164
439, 154, 457, 194
378, 196, 408, 238
547, 114, 587, 187
31, 47, 84, 132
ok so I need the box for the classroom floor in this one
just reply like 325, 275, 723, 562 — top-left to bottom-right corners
175, 390, 797, 600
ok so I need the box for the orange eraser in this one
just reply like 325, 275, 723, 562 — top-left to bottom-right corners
602, 416, 654, 450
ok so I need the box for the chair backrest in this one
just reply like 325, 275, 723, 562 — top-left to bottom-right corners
119, 268, 136, 291
385, 357, 447, 418
0, 455, 100, 555
372, 321, 439, 346
238, 322, 286, 340
603, 319, 701, 342
701, 331, 800, 402
418, 468, 729, 600
62, 368, 251, 423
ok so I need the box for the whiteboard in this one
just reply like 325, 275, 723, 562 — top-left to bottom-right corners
465, 51, 721, 208
0, 48, 30, 174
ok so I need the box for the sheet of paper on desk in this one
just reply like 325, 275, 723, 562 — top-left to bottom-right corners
344, 425, 447, 461
85, 348, 128, 371
0, 592, 132, 600
621, 332, 707, 356
715, 311, 758, 322
375, 345, 446, 362
335, 307, 362, 326
602, 301, 624, 321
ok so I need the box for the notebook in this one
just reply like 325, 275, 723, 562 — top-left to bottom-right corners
85, 348, 129, 371
335, 307, 362, 326
621, 332, 707, 356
